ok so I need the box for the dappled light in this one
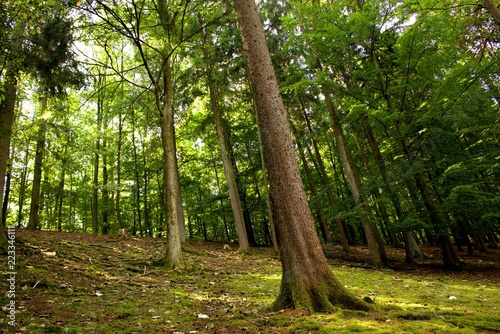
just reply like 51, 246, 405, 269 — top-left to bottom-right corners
1, 0, 499, 332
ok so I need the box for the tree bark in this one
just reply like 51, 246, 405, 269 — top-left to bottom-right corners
158, 58, 183, 269
326, 91, 388, 267
234, 0, 370, 312
300, 100, 349, 251
2, 150, 12, 227
0, 67, 18, 251
203, 42, 249, 251
116, 112, 124, 231
56, 133, 69, 232
293, 130, 331, 244
255, 111, 279, 253
131, 109, 143, 237
28, 96, 48, 231
17, 144, 30, 228
102, 138, 110, 235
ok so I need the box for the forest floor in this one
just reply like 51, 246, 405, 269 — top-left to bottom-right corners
1, 229, 499, 334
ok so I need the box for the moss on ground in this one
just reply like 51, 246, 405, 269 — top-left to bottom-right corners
2, 230, 499, 333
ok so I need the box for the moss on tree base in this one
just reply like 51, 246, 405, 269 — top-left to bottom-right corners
271, 271, 372, 313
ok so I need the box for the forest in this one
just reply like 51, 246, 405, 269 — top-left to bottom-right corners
1, 0, 500, 331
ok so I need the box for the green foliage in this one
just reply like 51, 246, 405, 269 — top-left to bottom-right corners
4, 0, 499, 259
26, 16, 85, 95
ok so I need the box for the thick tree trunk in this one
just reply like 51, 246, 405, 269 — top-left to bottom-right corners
28, 96, 48, 231
0, 68, 18, 251
204, 50, 249, 251
234, 0, 370, 312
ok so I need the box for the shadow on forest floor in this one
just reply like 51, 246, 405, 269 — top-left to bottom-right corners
1, 229, 499, 333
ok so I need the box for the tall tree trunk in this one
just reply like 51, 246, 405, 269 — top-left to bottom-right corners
56, 135, 69, 232
102, 139, 110, 235
296, 0, 386, 265
255, 105, 279, 252
17, 145, 30, 228
300, 100, 350, 251
293, 129, 331, 244
116, 112, 124, 231
0, 46, 21, 251
326, 90, 388, 266
204, 45, 249, 251
234, 0, 370, 312
92, 93, 102, 235
361, 114, 422, 262
28, 96, 48, 231
156, 1, 185, 256
141, 143, 152, 237
131, 110, 143, 237
353, 131, 399, 247
157, 58, 183, 269
174, 146, 186, 243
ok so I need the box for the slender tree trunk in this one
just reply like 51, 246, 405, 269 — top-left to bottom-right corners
326, 90, 388, 266
234, 0, 370, 312
255, 105, 279, 252
2, 150, 12, 227
116, 113, 123, 231
297, 1, 386, 264
294, 130, 331, 243
131, 111, 143, 237
156, 169, 165, 237
28, 96, 48, 231
174, 145, 186, 243
102, 139, 110, 235
92, 94, 102, 235
157, 59, 183, 269
204, 45, 249, 251
56, 172, 65, 232
56, 133, 69, 232
362, 115, 422, 262
17, 144, 29, 228
300, 100, 349, 251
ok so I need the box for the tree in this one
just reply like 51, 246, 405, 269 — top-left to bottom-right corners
27, 15, 84, 231
233, 0, 369, 312
202, 44, 250, 251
